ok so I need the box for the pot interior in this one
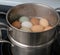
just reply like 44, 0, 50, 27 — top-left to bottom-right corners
7, 3, 58, 30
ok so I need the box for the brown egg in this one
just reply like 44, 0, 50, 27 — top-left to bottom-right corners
12, 20, 21, 29
44, 25, 52, 31
30, 18, 39, 25
31, 25, 44, 32
39, 18, 49, 27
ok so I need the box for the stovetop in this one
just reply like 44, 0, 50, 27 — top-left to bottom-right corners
0, 5, 60, 55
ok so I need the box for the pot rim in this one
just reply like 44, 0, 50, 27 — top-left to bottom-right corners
6, 3, 59, 33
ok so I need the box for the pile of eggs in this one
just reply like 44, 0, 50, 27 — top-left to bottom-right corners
11, 16, 52, 32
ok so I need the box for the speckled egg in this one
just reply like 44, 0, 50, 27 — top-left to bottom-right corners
21, 21, 32, 28
39, 18, 49, 27
19, 16, 29, 22
44, 25, 52, 31
12, 20, 21, 29
30, 18, 39, 25
31, 25, 44, 32
20, 27, 31, 32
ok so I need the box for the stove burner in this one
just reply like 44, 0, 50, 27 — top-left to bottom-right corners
0, 5, 60, 55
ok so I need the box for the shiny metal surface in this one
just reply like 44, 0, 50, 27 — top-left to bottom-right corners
11, 37, 54, 55
0, 22, 11, 44
11, 44, 51, 55
6, 3, 59, 45
8, 34, 54, 48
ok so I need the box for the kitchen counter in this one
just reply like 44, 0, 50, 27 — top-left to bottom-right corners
0, 0, 60, 9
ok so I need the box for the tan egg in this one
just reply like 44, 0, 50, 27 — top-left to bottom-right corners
30, 18, 39, 25
31, 25, 44, 32
44, 26, 52, 31
12, 20, 21, 29
39, 18, 49, 27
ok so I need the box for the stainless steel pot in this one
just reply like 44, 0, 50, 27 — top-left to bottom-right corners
0, 22, 55, 55
0, 3, 59, 55
10, 35, 54, 55
6, 3, 59, 45
0, 22, 56, 55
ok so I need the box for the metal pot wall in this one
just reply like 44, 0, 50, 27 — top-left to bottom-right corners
6, 3, 59, 46
10, 35, 54, 55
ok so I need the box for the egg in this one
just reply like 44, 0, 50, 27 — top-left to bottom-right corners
21, 21, 33, 28
12, 20, 21, 29
20, 27, 31, 32
30, 18, 39, 25
39, 18, 49, 27
31, 25, 44, 32
44, 25, 52, 31
19, 16, 29, 22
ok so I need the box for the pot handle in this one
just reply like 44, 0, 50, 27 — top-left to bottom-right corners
0, 11, 11, 44
55, 8, 60, 12
0, 22, 11, 44
55, 8, 60, 34
55, 8, 60, 26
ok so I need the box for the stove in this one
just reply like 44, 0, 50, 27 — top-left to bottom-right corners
0, 5, 60, 55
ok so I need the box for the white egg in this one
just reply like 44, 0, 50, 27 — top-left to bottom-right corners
21, 21, 33, 28
20, 27, 31, 32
